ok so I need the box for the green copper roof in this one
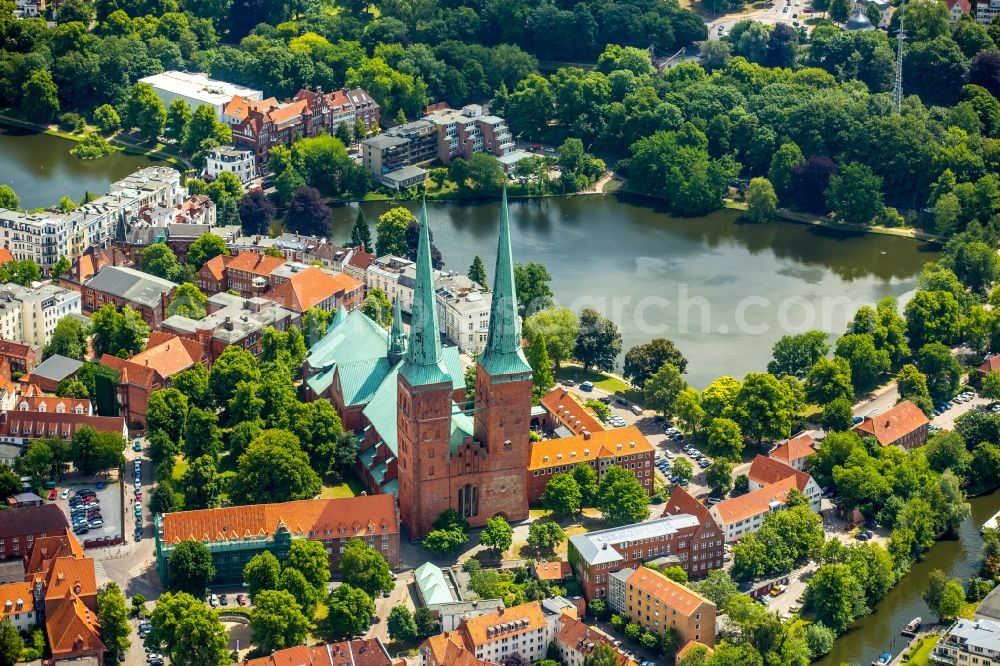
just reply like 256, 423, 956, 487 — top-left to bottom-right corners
480, 189, 532, 378
450, 411, 474, 453
400, 198, 451, 386
415, 562, 456, 605
306, 309, 388, 369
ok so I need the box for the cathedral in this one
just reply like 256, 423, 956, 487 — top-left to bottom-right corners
304, 193, 533, 538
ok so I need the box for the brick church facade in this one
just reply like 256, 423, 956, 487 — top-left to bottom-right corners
304, 195, 532, 538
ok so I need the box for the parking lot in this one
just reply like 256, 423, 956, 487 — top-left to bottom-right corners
931, 390, 988, 430
53, 480, 123, 542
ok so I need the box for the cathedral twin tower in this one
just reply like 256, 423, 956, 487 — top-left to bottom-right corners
396, 193, 534, 538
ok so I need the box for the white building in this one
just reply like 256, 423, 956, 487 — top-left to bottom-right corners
0, 283, 81, 346
365, 257, 492, 354
932, 617, 1000, 665
138, 71, 262, 121
710, 476, 801, 543
204, 146, 257, 184
0, 210, 76, 271
977, 0, 1000, 23
0, 584, 35, 633
746, 455, 822, 512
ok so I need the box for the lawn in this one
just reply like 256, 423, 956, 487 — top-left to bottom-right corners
553, 366, 644, 405
902, 635, 938, 666
319, 471, 366, 499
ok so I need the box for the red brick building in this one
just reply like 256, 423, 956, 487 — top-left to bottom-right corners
198, 251, 287, 297
82, 265, 177, 328
856, 399, 930, 449
0, 411, 128, 448
0, 340, 38, 376
0, 505, 69, 560
527, 426, 655, 503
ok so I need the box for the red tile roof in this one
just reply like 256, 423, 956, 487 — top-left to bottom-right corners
626, 566, 713, 617
45, 592, 104, 661
240, 638, 395, 666
676, 641, 713, 660
201, 254, 230, 282
17, 384, 91, 415
771, 433, 816, 464
268, 267, 362, 312
0, 340, 36, 361
856, 400, 929, 447
662, 484, 715, 527
0, 411, 127, 441
226, 251, 286, 277
747, 455, 813, 493
945, 0, 971, 12
161, 495, 398, 545
0, 582, 33, 619
556, 614, 638, 666
127, 332, 205, 379
529, 426, 652, 471
25, 528, 85, 577
540, 387, 604, 436
710, 476, 799, 526
0, 249, 13, 265
422, 632, 494, 666
533, 560, 571, 581
979, 356, 1000, 374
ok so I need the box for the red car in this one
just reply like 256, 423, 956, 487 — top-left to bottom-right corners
48, 489, 58, 501
236, 594, 248, 606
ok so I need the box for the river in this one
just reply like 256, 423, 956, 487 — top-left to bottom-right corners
332, 197, 939, 387
0, 124, 162, 209
816, 493, 1000, 666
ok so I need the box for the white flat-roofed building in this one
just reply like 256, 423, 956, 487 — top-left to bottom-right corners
0, 210, 75, 271
932, 617, 1000, 665
204, 146, 257, 184
138, 71, 263, 121
0, 283, 81, 346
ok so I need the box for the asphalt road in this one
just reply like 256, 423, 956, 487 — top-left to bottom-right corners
706, 0, 815, 40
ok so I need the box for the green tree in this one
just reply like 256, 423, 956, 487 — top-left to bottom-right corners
165, 99, 192, 143
805, 357, 854, 404
705, 417, 743, 458
830, 0, 850, 23
804, 622, 835, 659
0, 619, 23, 666
524, 308, 579, 368
122, 83, 166, 141
769, 142, 804, 198
375, 207, 414, 257
141, 243, 183, 281
896, 363, 934, 415
468, 255, 488, 289
644, 363, 687, 419
286, 538, 331, 592
166, 540, 215, 597
692, 569, 739, 609
574, 308, 622, 373
480, 515, 514, 554
0, 259, 40, 286
43, 317, 87, 360
573, 463, 599, 506
96, 582, 131, 657
835, 333, 890, 393
180, 455, 220, 510
526, 521, 565, 554
172, 364, 209, 408
187, 233, 229, 271
733, 372, 802, 444
183, 104, 231, 157
230, 430, 322, 505
0, 186, 19, 210
514, 263, 555, 315
320, 584, 374, 641
348, 209, 373, 249
243, 551, 281, 601
768, 331, 830, 379
92, 104, 121, 134
672, 456, 694, 482
146, 389, 188, 443
167, 283, 208, 320
183, 407, 222, 460
249, 589, 310, 653
22, 71, 60, 122
596, 466, 650, 525
422, 528, 468, 554
50, 256, 71, 282
209, 345, 260, 408
706, 458, 734, 497
340, 538, 394, 597
804, 563, 867, 633
916, 342, 963, 403
982, 370, 1000, 400
825, 162, 883, 225
278, 567, 318, 617
70, 427, 125, 474
745, 177, 778, 223
540, 472, 582, 516
148, 592, 228, 666
528, 333, 555, 392
904, 290, 961, 350
821, 396, 855, 432
584, 643, 618, 666
361, 287, 393, 328
674, 387, 706, 435
624, 338, 688, 386
388, 606, 418, 642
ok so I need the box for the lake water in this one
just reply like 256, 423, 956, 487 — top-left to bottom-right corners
332, 196, 939, 388
0, 124, 163, 209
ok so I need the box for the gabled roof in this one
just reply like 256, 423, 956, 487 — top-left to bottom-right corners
747, 455, 814, 492
31, 355, 84, 382
533, 560, 571, 581
225, 251, 286, 276
101, 353, 160, 389
856, 399, 929, 446
40, 556, 97, 603
557, 614, 638, 666
25, 529, 84, 577
0, 411, 126, 441
540, 387, 604, 436
662, 484, 715, 527
240, 638, 395, 666
461, 601, 547, 647
415, 562, 456, 605
126, 332, 205, 379
160, 495, 398, 545
0, 249, 13, 265
45, 592, 104, 660
528, 426, 653, 470
945, 0, 971, 12
626, 566, 713, 617
0, 582, 33, 618
676, 641, 714, 661
569, 515, 700, 567
83, 265, 177, 306
422, 632, 493, 666
200, 254, 230, 281
268, 267, 362, 312
710, 476, 798, 526
771, 433, 816, 464
17, 384, 91, 415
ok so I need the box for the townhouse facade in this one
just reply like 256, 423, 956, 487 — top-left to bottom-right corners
0, 282, 81, 347
204, 146, 257, 184
710, 476, 800, 543
0, 340, 38, 376
0, 411, 128, 448
769, 432, 817, 471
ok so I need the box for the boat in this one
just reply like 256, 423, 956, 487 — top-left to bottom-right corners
983, 509, 1000, 532
872, 653, 891, 666
902, 617, 922, 636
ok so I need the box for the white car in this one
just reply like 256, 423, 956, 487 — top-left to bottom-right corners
209, 594, 219, 608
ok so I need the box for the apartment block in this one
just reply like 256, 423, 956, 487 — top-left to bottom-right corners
139, 71, 263, 121
0, 282, 81, 346
609, 566, 716, 647
204, 146, 257, 184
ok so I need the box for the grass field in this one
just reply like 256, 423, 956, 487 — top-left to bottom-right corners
319, 471, 366, 498
901, 635, 938, 666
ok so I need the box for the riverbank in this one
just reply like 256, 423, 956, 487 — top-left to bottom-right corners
0, 112, 192, 172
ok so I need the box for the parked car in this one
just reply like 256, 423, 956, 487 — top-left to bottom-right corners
209, 594, 219, 608
48, 489, 58, 500
562, 379, 576, 387
580, 381, 594, 392
220, 594, 229, 606
60, 489, 69, 499
95, 482, 105, 490
237, 594, 248, 606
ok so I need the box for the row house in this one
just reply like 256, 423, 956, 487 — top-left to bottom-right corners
199, 251, 287, 297
230, 87, 380, 174
528, 426, 655, 504
120, 224, 242, 265
159, 292, 298, 362
568, 512, 724, 600
0, 411, 128, 448
0, 339, 39, 377
155, 495, 400, 585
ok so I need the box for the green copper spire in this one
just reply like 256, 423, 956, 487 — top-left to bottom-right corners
481, 189, 532, 378
400, 198, 451, 385
388, 295, 406, 365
